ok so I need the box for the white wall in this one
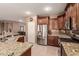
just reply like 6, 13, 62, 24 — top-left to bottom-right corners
25, 16, 37, 43
0, 21, 26, 34
28, 21, 36, 43
12, 22, 25, 33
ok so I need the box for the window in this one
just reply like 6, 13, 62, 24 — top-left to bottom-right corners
20, 26, 24, 31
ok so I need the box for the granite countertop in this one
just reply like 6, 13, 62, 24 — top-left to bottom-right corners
0, 32, 19, 38
6, 35, 25, 42
0, 42, 33, 56
60, 38, 79, 56
0, 35, 25, 42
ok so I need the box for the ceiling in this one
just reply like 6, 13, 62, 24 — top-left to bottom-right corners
0, 3, 67, 22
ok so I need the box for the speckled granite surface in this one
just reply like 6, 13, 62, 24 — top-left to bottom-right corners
0, 42, 33, 56
60, 38, 79, 56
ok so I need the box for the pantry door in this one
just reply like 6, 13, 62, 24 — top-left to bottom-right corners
27, 21, 36, 43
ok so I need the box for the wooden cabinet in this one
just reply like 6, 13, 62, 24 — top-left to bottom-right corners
47, 36, 59, 47
64, 4, 77, 31
76, 4, 79, 30
58, 16, 65, 30
21, 48, 31, 56
71, 4, 77, 30
61, 45, 67, 56
17, 36, 24, 42
49, 18, 58, 30
37, 16, 48, 24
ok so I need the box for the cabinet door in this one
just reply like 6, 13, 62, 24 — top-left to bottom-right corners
37, 17, 48, 24
76, 4, 79, 30
58, 16, 64, 30
47, 36, 59, 47
49, 18, 58, 30
71, 4, 77, 30
48, 36, 54, 45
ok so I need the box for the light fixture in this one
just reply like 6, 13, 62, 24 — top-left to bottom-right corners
19, 19, 23, 22
44, 7, 52, 11
25, 11, 31, 15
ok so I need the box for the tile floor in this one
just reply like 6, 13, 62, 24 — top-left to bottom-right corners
31, 44, 60, 56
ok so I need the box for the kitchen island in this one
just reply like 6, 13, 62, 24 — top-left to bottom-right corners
60, 38, 79, 56
0, 42, 33, 56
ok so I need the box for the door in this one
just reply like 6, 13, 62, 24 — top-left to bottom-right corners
28, 21, 36, 43
48, 36, 59, 47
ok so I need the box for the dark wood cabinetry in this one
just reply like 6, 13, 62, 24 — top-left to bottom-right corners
37, 16, 49, 24
21, 48, 31, 56
17, 36, 24, 42
70, 4, 77, 30
76, 4, 79, 30
47, 36, 59, 47
49, 18, 58, 30
58, 16, 64, 30
61, 45, 67, 56
65, 4, 77, 30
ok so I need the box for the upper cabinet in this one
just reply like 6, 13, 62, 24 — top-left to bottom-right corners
57, 4, 77, 30
58, 16, 64, 30
76, 4, 79, 30
50, 18, 58, 30
70, 4, 77, 30
37, 16, 49, 25
64, 4, 77, 30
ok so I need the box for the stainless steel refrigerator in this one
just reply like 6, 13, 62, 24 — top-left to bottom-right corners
37, 25, 48, 45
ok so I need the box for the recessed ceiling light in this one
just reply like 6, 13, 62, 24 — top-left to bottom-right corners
44, 7, 52, 11
25, 11, 31, 15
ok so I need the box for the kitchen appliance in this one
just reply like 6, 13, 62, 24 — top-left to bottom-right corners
37, 25, 48, 45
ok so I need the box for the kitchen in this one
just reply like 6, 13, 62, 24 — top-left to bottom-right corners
0, 3, 79, 56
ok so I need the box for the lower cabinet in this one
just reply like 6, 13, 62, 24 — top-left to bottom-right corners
21, 48, 31, 56
17, 36, 24, 42
47, 36, 59, 47
61, 45, 67, 56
